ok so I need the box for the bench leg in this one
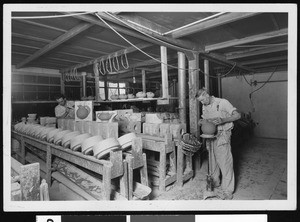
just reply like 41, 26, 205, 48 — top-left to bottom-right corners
103, 164, 112, 200
159, 150, 166, 191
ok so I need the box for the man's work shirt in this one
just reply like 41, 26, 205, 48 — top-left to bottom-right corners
55, 101, 75, 118
201, 96, 237, 132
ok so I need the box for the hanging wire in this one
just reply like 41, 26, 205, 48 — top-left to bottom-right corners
248, 66, 278, 111
104, 11, 201, 54
249, 66, 278, 98
12, 11, 96, 19
95, 12, 233, 79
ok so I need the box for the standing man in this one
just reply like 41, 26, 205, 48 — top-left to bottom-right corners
55, 94, 75, 119
196, 87, 241, 200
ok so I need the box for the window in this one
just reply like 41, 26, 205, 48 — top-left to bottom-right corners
99, 81, 126, 100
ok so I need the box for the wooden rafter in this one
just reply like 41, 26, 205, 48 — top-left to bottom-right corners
95, 12, 201, 51
171, 12, 261, 39
226, 45, 287, 60
16, 22, 93, 69
60, 42, 153, 72
240, 55, 287, 65
205, 28, 288, 52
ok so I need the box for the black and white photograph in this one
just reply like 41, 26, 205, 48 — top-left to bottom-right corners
3, 4, 297, 212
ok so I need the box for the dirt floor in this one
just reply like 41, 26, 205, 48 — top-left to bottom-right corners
48, 137, 287, 201
151, 137, 287, 200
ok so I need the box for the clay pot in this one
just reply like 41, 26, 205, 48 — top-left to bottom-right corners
201, 120, 216, 135
136, 91, 146, 98
111, 94, 119, 100
119, 94, 128, 99
76, 105, 90, 119
146, 92, 155, 98
127, 94, 135, 99
97, 112, 117, 122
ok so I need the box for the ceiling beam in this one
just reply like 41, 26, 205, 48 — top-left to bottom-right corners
12, 32, 51, 43
96, 12, 201, 51
205, 28, 288, 52
201, 52, 256, 73
117, 13, 170, 34
67, 12, 200, 52
171, 12, 261, 39
64, 12, 252, 73
16, 22, 93, 69
240, 55, 287, 65
60, 42, 153, 72
12, 43, 97, 60
226, 44, 287, 60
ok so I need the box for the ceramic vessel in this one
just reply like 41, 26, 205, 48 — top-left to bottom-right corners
61, 131, 81, 148
40, 127, 56, 140
32, 125, 44, 137
117, 132, 137, 150
53, 130, 72, 145
97, 112, 117, 122
110, 94, 119, 100
81, 135, 103, 155
146, 92, 155, 98
47, 128, 63, 143
28, 113, 37, 119
76, 105, 90, 119
127, 94, 135, 99
119, 94, 128, 100
201, 120, 216, 135
136, 92, 146, 98
70, 133, 92, 151
93, 138, 120, 159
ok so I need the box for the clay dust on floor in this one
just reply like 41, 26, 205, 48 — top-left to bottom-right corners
151, 137, 287, 200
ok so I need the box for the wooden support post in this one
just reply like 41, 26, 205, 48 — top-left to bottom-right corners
104, 75, 108, 101
60, 72, 65, 95
188, 53, 202, 173
217, 73, 222, 98
178, 51, 187, 124
95, 71, 100, 102
204, 59, 210, 93
160, 46, 169, 100
82, 72, 87, 98
188, 53, 200, 138
142, 69, 146, 93
46, 144, 52, 186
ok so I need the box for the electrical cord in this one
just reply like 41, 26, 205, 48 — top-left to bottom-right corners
249, 66, 278, 98
104, 11, 201, 54
248, 66, 278, 112
95, 12, 237, 79
11, 11, 96, 19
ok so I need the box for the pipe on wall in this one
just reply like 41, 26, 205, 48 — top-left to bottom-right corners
178, 52, 186, 124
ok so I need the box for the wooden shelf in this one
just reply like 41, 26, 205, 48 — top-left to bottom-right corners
12, 100, 57, 104
93, 97, 178, 105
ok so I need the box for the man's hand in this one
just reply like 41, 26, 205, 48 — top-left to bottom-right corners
198, 119, 205, 126
211, 117, 224, 125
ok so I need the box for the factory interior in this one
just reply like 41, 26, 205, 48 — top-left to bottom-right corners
5, 6, 296, 207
